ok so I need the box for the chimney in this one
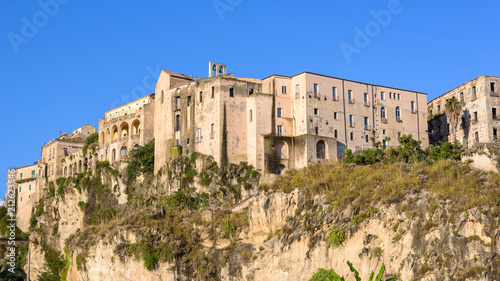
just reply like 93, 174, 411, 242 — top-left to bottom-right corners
59, 131, 61, 137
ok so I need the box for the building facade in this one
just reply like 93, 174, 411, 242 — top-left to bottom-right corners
428, 75, 500, 147
154, 63, 428, 174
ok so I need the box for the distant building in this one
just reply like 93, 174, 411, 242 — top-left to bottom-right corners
154, 62, 428, 175
428, 75, 500, 147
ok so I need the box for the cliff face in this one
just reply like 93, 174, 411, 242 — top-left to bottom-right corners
28, 157, 500, 281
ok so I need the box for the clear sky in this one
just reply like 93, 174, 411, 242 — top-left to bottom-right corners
1, 0, 500, 200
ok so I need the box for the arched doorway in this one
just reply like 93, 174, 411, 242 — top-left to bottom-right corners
274, 141, 289, 159
316, 140, 326, 159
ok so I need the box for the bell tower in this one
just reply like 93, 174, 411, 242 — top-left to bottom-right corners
208, 62, 227, 78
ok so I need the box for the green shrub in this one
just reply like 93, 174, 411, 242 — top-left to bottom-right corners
309, 268, 343, 281
48, 182, 55, 197
82, 132, 99, 156
126, 139, 155, 179
200, 171, 212, 187
37, 248, 65, 281
221, 220, 236, 239
351, 207, 380, 227
78, 201, 86, 212
326, 226, 345, 246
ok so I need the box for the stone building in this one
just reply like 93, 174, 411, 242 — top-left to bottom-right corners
8, 164, 44, 232
97, 94, 155, 164
154, 62, 428, 174
428, 75, 500, 147
41, 125, 96, 182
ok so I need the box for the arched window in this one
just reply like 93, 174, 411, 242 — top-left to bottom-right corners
381, 107, 386, 119
316, 140, 326, 159
395, 107, 401, 120
112, 149, 116, 162
120, 146, 128, 157
105, 129, 110, 143
78, 160, 82, 173
274, 141, 289, 159
249, 110, 253, 122
112, 125, 118, 140
69, 164, 72, 176
132, 120, 141, 135
100, 132, 105, 145
64, 166, 67, 177
120, 122, 129, 138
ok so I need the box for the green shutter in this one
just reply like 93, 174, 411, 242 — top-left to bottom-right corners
19, 186, 21, 192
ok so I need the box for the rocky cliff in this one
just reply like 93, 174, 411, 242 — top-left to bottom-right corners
27, 156, 500, 281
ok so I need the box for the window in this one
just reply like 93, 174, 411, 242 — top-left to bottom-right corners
475, 131, 479, 142
211, 86, 215, 98
249, 110, 253, 122
175, 115, 180, 131
249, 88, 254, 95
437, 105, 441, 114
397, 94, 400, 100
332, 87, 338, 100
199, 91, 203, 103
334, 130, 338, 138
277, 108, 282, 118
492, 82, 496, 92
314, 84, 319, 97
277, 125, 283, 136
313, 108, 319, 115
349, 114, 354, 127
381, 107, 386, 119
350, 132, 353, 141
29, 184, 31, 190
175, 96, 181, 109
120, 146, 127, 157
381, 92, 385, 100
389, 92, 392, 99
296, 84, 300, 98
175, 139, 179, 146
282, 86, 287, 94
460, 92, 464, 103
396, 107, 401, 120
365, 135, 369, 143
472, 86, 477, 99
229, 87, 234, 97
364, 93, 368, 104
411, 101, 416, 113
493, 108, 497, 119
333, 112, 338, 120
364, 116, 369, 129
315, 127, 319, 135
398, 132, 401, 137
19, 186, 21, 192
197, 128, 202, 142
31, 170, 35, 177
187, 96, 191, 106
494, 128, 498, 140
161, 91, 164, 104
474, 111, 478, 122
187, 138, 189, 144
211, 124, 215, 139
20, 173, 23, 179
348, 90, 354, 103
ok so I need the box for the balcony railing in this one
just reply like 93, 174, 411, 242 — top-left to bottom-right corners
348, 98, 355, 104
364, 124, 371, 131
471, 118, 479, 125
364, 100, 370, 107
381, 118, 388, 124
349, 122, 355, 128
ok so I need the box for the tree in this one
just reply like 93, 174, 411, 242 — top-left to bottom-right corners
445, 97, 462, 142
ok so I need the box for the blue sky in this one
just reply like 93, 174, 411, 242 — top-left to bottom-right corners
1, 0, 499, 200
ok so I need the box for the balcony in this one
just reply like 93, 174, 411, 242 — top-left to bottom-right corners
348, 98, 355, 104
491, 91, 499, 97
364, 124, 371, 131
349, 122, 355, 128
411, 108, 417, 114
471, 118, 479, 125
396, 117, 402, 123
381, 118, 388, 124
364, 100, 370, 107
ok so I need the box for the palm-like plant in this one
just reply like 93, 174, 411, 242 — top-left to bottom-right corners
445, 97, 462, 142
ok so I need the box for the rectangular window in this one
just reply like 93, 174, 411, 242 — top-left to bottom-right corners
460, 92, 464, 103
211, 124, 214, 139
31, 170, 35, 177
313, 108, 319, 115
494, 128, 498, 140
333, 112, 338, 120
249, 110, 253, 122
175, 115, 180, 131
175, 139, 179, 146
397, 94, 400, 100
381, 92, 385, 100
211, 86, 215, 99
229, 87, 234, 97
364, 93, 369, 106
20, 173, 23, 179
199, 91, 203, 103
277, 108, 282, 118
472, 86, 477, 99
334, 130, 338, 138
277, 125, 283, 136
366, 135, 369, 143
332, 87, 337, 100
411, 101, 416, 113
197, 128, 202, 142
282, 86, 287, 94
474, 111, 478, 122
348, 90, 354, 103
249, 88, 254, 95
19, 186, 21, 192
389, 92, 392, 99
493, 108, 497, 119
176, 97, 181, 109
349, 114, 354, 127
187, 138, 189, 144
187, 96, 191, 106
315, 127, 319, 135
29, 184, 31, 190
491, 82, 496, 92
296, 84, 300, 98
364, 116, 369, 128
314, 84, 319, 97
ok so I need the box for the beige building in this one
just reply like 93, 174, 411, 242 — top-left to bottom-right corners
428, 75, 500, 147
155, 63, 428, 174
41, 125, 96, 182
9, 164, 44, 232
98, 94, 155, 164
